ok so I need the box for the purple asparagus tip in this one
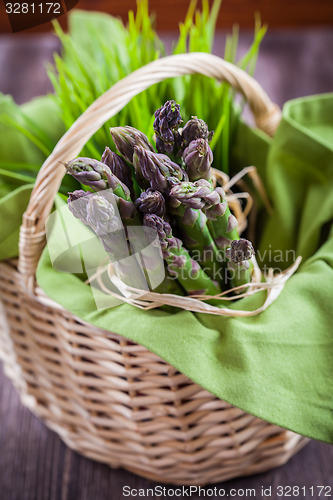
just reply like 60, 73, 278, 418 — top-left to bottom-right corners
101, 147, 134, 194
226, 239, 254, 263
183, 138, 213, 182
135, 188, 166, 217
169, 179, 220, 210
86, 194, 121, 236
65, 158, 112, 191
181, 116, 214, 150
153, 100, 183, 155
143, 214, 173, 253
110, 126, 154, 164
67, 189, 93, 222
133, 146, 188, 193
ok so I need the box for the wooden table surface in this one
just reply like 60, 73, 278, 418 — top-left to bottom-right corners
0, 28, 333, 500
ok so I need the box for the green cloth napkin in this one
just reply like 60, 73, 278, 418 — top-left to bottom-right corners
0, 93, 60, 254
1, 94, 332, 444
0, 93, 68, 198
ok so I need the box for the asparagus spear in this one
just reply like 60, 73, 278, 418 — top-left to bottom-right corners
68, 189, 143, 250
135, 188, 166, 217
67, 189, 93, 222
132, 148, 218, 281
68, 191, 148, 292
171, 206, 221, 282
85, 193, 121, 238
168, 181, 222, 281
206, 187, 240, 250
109, 125, 158, 199
109, 126, 154, 165
68, 191, 180, 297
83, 193, 149, 291
169, 179, 221, 211
183, 138, 213, 182
170, 178, 240, 250
181, 116, 214, 151
153, 100, 183, 156
143, 214, 221, 296
168, 181, 256, 288
101, 146, 135, 198
133, 146, 188, 192
225, 239, 254, 289
68, 190, 128, 266
65, 157, 131, 201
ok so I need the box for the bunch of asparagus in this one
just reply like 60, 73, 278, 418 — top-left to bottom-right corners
66, 101, 254, 298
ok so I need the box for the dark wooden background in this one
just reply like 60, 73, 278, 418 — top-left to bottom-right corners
1, 0, 333, 33
0, 23, 333, 500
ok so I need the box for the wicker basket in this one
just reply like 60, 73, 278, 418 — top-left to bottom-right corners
0, 53, 308, 486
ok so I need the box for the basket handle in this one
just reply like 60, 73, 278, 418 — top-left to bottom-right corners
18, 52, 281, 288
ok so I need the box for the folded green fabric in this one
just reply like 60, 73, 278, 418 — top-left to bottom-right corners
0, 93, 68, 198
1, 94, 332, 444
0, 94, 55, 253
260, 94, 333, 266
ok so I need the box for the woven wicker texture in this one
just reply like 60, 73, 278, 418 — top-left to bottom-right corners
0, 54, 308, 485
